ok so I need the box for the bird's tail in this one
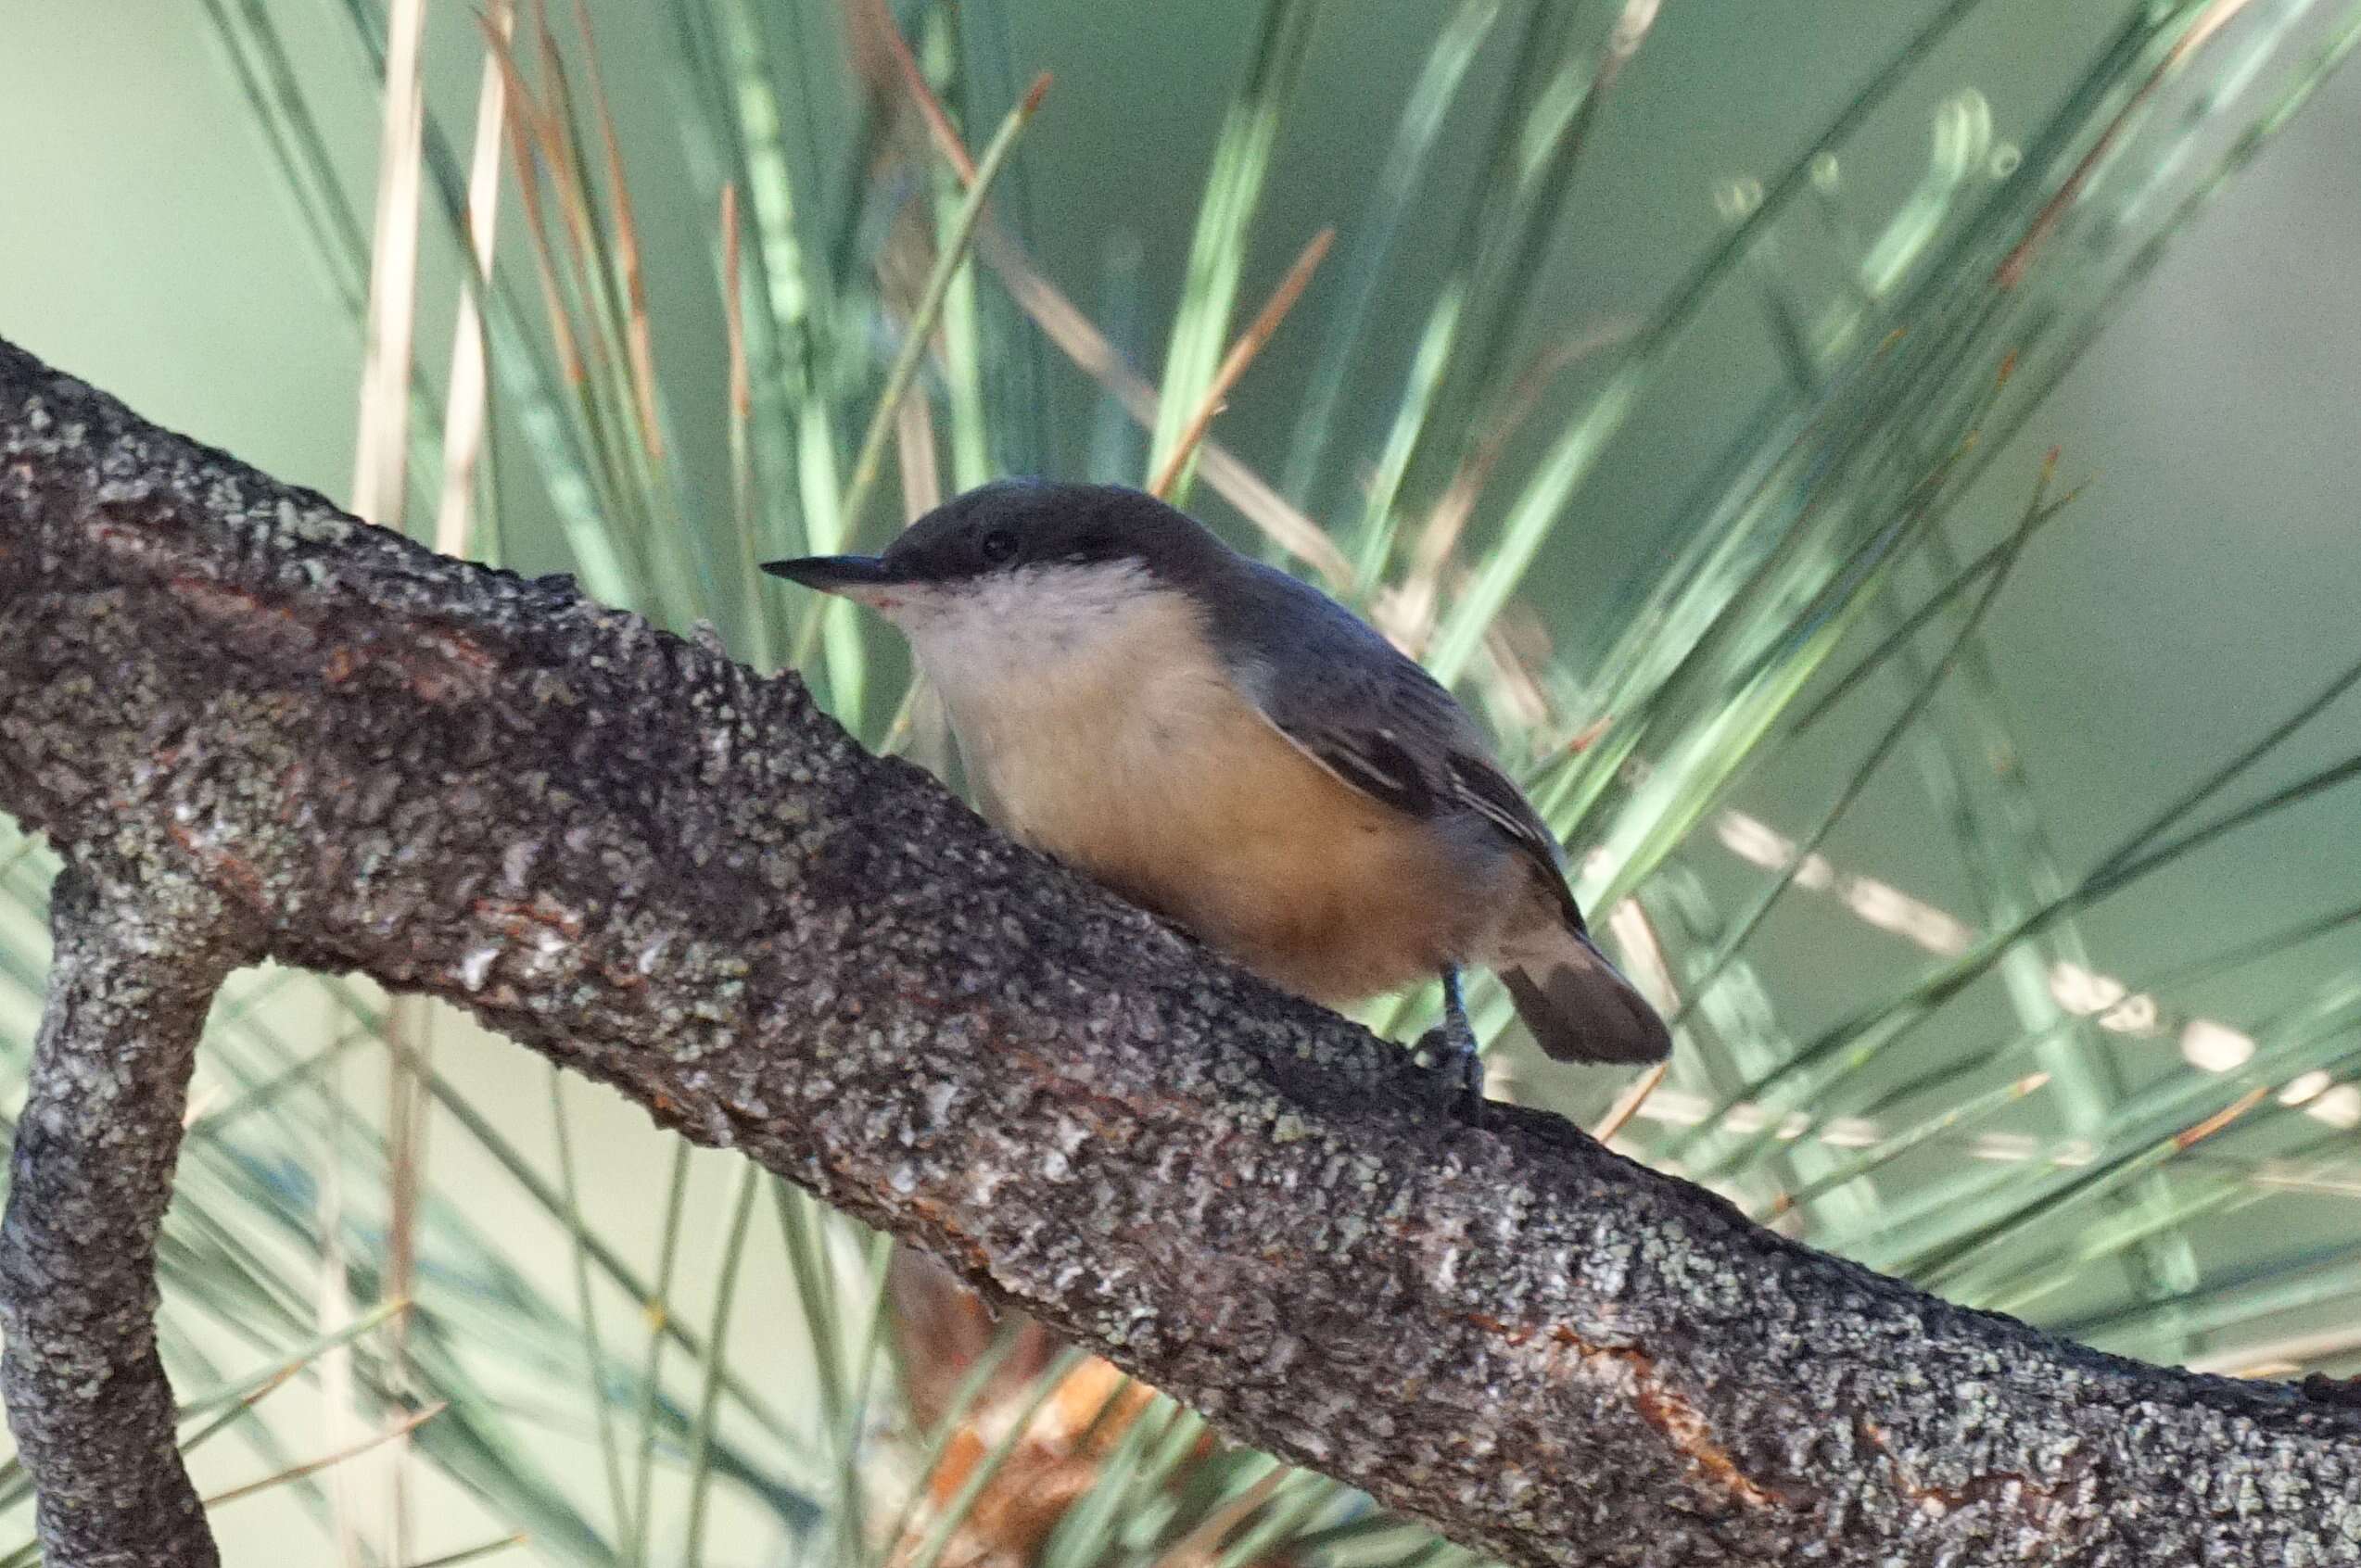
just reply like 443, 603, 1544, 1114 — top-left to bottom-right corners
1499, 924, 1671, 1065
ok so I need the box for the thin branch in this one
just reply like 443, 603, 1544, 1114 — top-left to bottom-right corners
0, 868, 252, 1568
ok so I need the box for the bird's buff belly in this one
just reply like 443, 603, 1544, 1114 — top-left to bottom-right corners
972, 695, 1513, 1006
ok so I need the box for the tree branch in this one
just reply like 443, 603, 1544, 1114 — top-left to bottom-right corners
0, 866, 248, 1568
1, 334, 2356, 1565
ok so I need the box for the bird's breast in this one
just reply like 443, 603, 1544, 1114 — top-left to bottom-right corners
917, 603, 1510, 1004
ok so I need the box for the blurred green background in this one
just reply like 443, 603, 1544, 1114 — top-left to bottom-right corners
4, 1, 2361, 1564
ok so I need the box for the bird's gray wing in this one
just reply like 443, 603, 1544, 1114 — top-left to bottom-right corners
1215, 565, 1584, 929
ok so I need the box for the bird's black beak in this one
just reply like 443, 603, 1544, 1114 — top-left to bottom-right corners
759, 554, 898, 596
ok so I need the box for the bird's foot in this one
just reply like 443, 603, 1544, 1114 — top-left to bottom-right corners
1411, 1019, 1488, 1126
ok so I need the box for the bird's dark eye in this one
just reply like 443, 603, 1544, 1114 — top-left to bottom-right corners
978, 527, 1020, 565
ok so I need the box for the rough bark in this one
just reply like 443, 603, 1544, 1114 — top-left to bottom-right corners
0, 867, 246, 1568
0, 334, 2356, 1566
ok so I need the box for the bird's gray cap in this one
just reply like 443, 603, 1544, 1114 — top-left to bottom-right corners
761, 481, 1238, 596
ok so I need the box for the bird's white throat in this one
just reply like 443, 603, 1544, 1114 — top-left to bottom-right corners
881, 559, 1228, 827
885, 559, 1185, 710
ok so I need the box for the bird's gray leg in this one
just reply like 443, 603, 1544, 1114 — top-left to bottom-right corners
1412, 966, 1486, 1120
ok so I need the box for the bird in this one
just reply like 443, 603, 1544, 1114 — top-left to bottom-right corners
764, 480, 1670, 1106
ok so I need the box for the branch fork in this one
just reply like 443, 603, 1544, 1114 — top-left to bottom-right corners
2, 336, 2358, 1566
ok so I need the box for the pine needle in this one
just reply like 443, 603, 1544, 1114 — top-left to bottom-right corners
835, 74, 1050, 540
434, 0, 515, 560
1593, 1062, 1669, 1144
1148, 227, 1334, 500
867, 2, 1352, 582
205, 1403, 450, 1509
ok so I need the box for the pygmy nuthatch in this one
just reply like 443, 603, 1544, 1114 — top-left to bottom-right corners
767, 482, 1670, 1103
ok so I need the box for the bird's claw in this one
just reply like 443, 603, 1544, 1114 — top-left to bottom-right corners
1411, 1020, 1488, 1127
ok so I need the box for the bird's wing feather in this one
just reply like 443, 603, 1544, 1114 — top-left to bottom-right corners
1436, 751, 1584, 927
1214, 564, 1584, 931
